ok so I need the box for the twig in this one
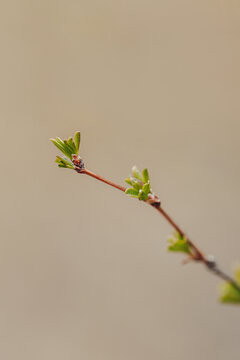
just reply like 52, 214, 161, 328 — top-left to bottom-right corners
73, 157, 240, 293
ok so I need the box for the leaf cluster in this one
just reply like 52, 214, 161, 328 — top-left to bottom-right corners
125, 166, 152, 201
50, 131, 80, 168
168, 232, 191, 254
220, 267, 240, 304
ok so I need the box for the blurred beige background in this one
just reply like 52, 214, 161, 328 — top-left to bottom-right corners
1, 1, 240, 359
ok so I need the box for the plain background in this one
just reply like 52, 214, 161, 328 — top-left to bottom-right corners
1, 1, 240, 359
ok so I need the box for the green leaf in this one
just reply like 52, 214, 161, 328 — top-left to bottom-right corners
55, 156, 65, 166
51, 134, 78, 160
219, 266, 240, 304
66, 137, 76, 154
131, 179, 142, 191
142, 182, 151, 196
51, 138, 67, 155
142, 168, 149, 183
125, 188, 139, 198
51, 137, 73, 159
74, 131, 81, 154
64, 140, 76, 156
125, 177, 133, 186
168, 232, 191, 254
55, 156, 74, 169
220, 283, 240, 304
138, 189, 148, 201
125, 177, 142, 190
61, 156, 74, 168
132, 166, 144, 182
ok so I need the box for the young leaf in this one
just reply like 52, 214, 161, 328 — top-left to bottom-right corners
125, 188, 139, 198
125, 178, 133, 186
51, 137, 73, 159
61, 156, 74, 168
51, 138, 67, 155
219, 266, 240, 304
220, 283, 240, 304
131, 179, 142, 191
142, 168, 149, 183
64, 140, 76, 156
66, 137, 76, 154
142, 182, 151, 196
55, 156, 74, 169
138, 189, 148, 201
51, 134, 79, 160
74, 131, 81, 154
168, 232, 191, 254
132, 166, 144, 182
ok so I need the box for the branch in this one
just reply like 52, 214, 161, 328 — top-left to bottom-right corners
51, 131, 240, 304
